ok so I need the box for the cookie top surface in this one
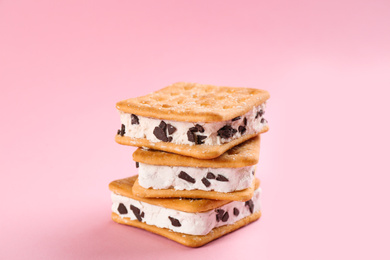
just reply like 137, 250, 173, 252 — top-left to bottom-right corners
109, 175, 260, 213
133, 135, 261, 167
116, 82, 270, 122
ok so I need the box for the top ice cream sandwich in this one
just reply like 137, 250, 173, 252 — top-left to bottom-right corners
115, 82, 270, 159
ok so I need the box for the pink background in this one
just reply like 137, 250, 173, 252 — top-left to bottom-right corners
1, 0, 389, 259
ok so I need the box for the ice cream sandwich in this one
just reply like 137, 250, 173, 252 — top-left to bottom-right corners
132, 136, 261, 201
109, 175, 261, 247
115, 82, 269, 159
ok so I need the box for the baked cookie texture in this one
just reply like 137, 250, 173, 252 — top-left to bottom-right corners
133, 135, 261, 168
111, 211, 261, 247
116, 82, 270, 122
132, 177, 259, 201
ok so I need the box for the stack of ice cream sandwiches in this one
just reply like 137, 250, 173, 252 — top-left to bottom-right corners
109, 82, 270, 247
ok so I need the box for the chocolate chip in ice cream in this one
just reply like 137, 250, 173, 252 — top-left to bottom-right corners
189, 126, 199, 132
216, 174, 229, 182
178, 171, 196, 183
238, 125, 246, 135
153, 126, 168, 142
130, 205, 144, 222
117, 203, 128, 214
159, 121, 167, 131
233, 207, 240, 216
243, 117, 247, 126
131, 114, 139, 125
232, 116, 241, 121
168, 136, 173, 142
187, 130, 196, 143
261, 118, 267, 124
256, 109, 264, 119
120, 124, 125, 136
117, 129, 120, 135
135, 162, 139, 168
194, 124, 205, 133
167, 124, 177, 135
201, 177, 211, 187
196, 135, 207, 144
217, 125, 237, 139
215, 209, 225, 222
222, 212, 229, 222
168, 216, 181, 227
206, 172, 216, 179
245, 199, 254, 214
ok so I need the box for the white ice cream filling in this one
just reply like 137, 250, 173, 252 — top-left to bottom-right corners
138, 163, 255, 192
111, 188, 261, 236
118, 103, 267, 146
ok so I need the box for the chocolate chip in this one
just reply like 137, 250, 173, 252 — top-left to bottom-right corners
189, 126, 199, 132
252, 170, 255, 175
238, 126, 246, 135
202, 178, 211, 187
189, 124, 204, 133
195, 124, 205, 133
168, 136, 173, 142
256, 110, 264, 119
232, 116, 241, 121
216, 175, 229, 182
136, 162, 139, 168
131, 114, 139, 125
206, 172, 216, 179
159, 121, 167, 131
187, 130, 196, 142
215, 209, 225, 222
168, 216, 181, 227
243, 117, 247, 126
130, 205, 144, 222
245, 199, 254, 214
261, 118, 267, 124
217, 125, 237, 139
120, 124, 125, 136
117, 129, 120, 135
196, 135, 207, 144
222, 212, 229, 222
117, 203, 127, 214
167, 124, 177, 135
130, 205, 140, 215
178, 171, 196, 183
140, 212, 144, 218
153, 127, 168, 142
233, 208, 239, 216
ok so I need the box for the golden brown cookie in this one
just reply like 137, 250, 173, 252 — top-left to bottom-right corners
111, 211, 261, 247
133, 135, 260, 168
116, 132, 264, 159
132, 177, 259, 201
116, 82, 270, 122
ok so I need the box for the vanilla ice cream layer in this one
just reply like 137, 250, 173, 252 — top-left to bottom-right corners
119, 103, 267, 146
111, 188, 261, 236
138, 163, 255, 192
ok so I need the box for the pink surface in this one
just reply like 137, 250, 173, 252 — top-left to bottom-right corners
1, 0, 390, 259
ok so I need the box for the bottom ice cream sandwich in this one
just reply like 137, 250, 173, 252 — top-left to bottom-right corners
109, 175, 261, 247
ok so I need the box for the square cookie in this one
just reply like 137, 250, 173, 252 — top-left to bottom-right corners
109, 175, 261, 247
115, 82, 269, 159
